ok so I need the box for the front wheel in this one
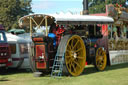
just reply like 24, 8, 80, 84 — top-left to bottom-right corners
94, 47, 107, 71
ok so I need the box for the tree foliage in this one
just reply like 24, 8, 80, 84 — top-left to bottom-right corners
88, 0, 127, 14
0, 0, 32, 31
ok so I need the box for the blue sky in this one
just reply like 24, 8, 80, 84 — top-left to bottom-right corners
32, 0, 83, 14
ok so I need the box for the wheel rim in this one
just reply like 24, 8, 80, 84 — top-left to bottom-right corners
96, 48, 107, 71
65, 35, 86, 76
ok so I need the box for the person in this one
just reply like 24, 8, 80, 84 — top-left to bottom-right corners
49, 23, 56, 34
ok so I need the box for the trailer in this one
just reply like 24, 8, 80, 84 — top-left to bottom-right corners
91, 4, 128, 66
0, 25, 12, 69
107, 4, 128, 65
19, 14, 114, 77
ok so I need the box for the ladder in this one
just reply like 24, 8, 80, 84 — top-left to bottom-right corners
51, 35, 71, 77
51, 55, 64, 77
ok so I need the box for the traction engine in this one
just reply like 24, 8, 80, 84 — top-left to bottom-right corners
19, 14, 113, 77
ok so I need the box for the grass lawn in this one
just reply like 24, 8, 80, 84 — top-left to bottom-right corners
0, 63, 128, 85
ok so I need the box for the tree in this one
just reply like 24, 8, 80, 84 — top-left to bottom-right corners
0, 0, 33, 31
88, 0, 126, 14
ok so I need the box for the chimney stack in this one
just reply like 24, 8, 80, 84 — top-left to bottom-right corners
83, 0, 89, 15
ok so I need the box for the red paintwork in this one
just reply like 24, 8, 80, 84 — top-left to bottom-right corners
52, 25, 65, 46
36, 45, 46, 69
0, 43, 12, 67
0, 25, 12, 67
85, 62, 88, 66
6, 62, 12, 66
33, 38, 43, 42
0, 59, 8, 63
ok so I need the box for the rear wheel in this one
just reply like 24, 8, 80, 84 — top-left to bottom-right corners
94, 47, 107, 71
65, 35, 86, 76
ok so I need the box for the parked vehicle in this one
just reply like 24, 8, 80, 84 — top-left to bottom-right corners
19, 14, 114, 77
0, 25, 12, 69
6, 33, 31, 69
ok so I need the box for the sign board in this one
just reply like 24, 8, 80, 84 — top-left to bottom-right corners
109, 50, 128, 65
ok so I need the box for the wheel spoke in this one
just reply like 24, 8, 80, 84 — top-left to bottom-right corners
100, 61, 104, 65
68, 62, 72, 69
71, 39, 74, 49
67, 45, 72, 50
96, 57, 103, 63
66, 50, 72, 56
73, 60, 81, 68
66, 49, 70, 52
74, 47, 83, 52
98, 49, 102, 56
76, 56, 84, 59
66, 58, 72, 64
100, 51, 104, 56
66, 55, 71, 58
97, 61, 103, 68
102, 52, 105, 56
97, 61, 101, 64
73, 40, 80, 50
96, 56, 101, 61
97, 62, 100, 67
71, 62, 76, 73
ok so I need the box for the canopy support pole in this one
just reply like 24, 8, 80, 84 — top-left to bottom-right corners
31, 17, 45, 29
111, 25, 113, 38
45, 16, 48, 36
94, 24, 96, 36
30, 17, 32, 37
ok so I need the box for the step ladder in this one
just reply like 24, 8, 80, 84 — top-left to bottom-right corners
51, 35, 71, 77
51, 55, 64, 77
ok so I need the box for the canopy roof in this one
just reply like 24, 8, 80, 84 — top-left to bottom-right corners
54, 14, 114, 25
19, 14, 114, 27
19, 14, 54, 27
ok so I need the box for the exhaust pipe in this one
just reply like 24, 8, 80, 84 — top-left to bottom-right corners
83, 0, 89, 15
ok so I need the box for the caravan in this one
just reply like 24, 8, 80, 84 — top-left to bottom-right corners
6, 33, 31, 69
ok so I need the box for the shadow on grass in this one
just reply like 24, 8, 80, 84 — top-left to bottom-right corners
0, 63, 128, 77
82, 63, 128, 75
0, 77, 10, 82
0, 68, 32, 75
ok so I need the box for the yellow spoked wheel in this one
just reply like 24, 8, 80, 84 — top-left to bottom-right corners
95, 47, 107, 71
65, 35, 86, 76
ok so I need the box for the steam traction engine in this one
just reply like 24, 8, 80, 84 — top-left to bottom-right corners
19, 14, 114, 76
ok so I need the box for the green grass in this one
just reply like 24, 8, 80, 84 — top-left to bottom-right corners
0, 63, 128, 85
